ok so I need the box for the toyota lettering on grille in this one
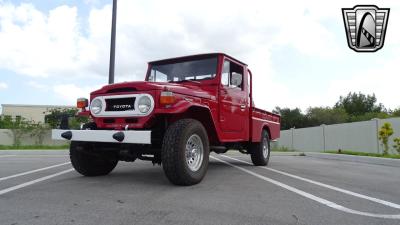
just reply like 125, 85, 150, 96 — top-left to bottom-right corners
113, 104, 132, 109
105, 97, 135, 111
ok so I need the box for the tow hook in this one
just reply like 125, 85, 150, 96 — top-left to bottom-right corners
113, 132, 125, 142
61, 131, 73, 140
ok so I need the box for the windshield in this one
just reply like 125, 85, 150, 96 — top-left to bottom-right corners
147, 57, 218, 83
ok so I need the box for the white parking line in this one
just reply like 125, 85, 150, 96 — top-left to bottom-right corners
0, 155, 17, 158
211, 156, 400, 219
5, 155, 69, 157
0, 162, 71, 182
221, 155, 400, 210
0, 169, 74, 196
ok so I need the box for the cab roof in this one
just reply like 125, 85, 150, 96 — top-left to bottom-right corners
148, 53, 248, 66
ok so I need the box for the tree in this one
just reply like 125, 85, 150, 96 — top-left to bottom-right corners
45, 108, 88, 129
273, 107, 309, 130
378, 122, 394, 155
335, 92, 385, 120
392, 108, 400, 117
0, 116, 5, 128
349, 111, 390, 122
1, 116, 34, 147
273, 92, 398, 129
30, 122, 50, 145
305, 107, 348, 126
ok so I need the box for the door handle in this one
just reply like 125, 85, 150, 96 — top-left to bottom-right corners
240, 105, 246, 109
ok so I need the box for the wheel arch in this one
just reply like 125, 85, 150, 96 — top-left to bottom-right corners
262, 125, 271, 140
166, 105, 220, 145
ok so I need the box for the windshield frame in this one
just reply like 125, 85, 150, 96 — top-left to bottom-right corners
145, 55, 219, 84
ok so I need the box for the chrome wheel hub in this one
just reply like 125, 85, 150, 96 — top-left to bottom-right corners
262, 136, 269, 158
185, 134, 204, 172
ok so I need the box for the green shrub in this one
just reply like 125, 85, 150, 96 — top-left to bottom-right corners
378, 122, 393, 155
394, 138, 400, 154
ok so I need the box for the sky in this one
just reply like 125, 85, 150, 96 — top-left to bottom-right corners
0, 0, 399, 113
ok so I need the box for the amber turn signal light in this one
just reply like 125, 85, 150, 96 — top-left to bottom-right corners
160, 91, 175, 105
77, 98, 88, 109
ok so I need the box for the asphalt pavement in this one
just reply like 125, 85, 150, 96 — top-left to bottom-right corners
0, 150, 399, 225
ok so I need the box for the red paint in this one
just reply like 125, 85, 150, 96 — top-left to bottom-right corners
84, 53, 280, 144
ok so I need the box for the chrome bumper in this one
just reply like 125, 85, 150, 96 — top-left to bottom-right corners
52, 129, 151, 144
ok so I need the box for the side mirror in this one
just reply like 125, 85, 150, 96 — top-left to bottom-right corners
231, 72, 242, 87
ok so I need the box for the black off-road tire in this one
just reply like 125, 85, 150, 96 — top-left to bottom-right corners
161, 119, 209, 186
250, 130, 270, 166
70, 141, 118, 176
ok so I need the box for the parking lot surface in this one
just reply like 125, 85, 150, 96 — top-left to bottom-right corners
0, 150, 400, 225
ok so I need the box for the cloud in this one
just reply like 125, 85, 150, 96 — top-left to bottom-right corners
0, 4, 81, 77
0, 82, 7, 89
27, 81, 46, 90
52, 83, 102, 104
0, 1, 342, 77
0, 0, 399, 110
326, 52, 400, 110
84, 0, 100, 5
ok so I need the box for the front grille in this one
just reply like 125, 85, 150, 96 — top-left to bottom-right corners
105, 97, 135, 111
103, 118, 115, 124
125, 118, 138, 123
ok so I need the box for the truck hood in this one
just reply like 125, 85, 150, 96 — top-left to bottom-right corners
91, 81, 215, 99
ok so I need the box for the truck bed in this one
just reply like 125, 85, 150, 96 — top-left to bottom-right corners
251, 107, 281, 141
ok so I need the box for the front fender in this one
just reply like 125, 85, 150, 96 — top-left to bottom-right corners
154, 98, 221, 144
154, 96, 209, 114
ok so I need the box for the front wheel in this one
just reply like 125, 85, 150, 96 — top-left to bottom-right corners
161, 119, 209, 186
70, 141, 118, 176
250, 130, 271, 166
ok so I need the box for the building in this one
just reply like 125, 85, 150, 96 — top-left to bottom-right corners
0, 104, 75, 123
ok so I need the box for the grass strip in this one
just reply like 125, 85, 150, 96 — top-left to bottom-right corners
325, 150, 400, 159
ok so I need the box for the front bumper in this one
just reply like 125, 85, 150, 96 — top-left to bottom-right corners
52, 129, 151, 144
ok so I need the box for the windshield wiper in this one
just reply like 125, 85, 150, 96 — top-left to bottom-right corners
172, 79, 201, 84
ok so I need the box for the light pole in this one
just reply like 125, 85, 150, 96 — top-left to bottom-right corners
108, 0, 117, 84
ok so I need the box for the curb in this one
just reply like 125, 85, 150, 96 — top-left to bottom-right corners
305, 152, 400, 168
0, 150, 68, 155
271, 152, 305, 156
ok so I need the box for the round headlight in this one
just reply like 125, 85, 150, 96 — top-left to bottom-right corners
90, 99, 102, 114
138, 96, 151, 113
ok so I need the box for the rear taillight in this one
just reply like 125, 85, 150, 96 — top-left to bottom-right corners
160, 91, 175, 105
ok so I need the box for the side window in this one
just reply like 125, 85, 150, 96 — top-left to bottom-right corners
230, 62, 243, 89
221, 59, 244, 89
247, 71, 251, 105
221, 60, 229, 86
247, 71, 250, 94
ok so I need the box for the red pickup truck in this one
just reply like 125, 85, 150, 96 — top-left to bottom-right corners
52, 53, 280, 185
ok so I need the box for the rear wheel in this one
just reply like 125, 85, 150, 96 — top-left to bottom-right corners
70, 141, 118, 176
161, 119, 209, 186
250, 130, 270, 166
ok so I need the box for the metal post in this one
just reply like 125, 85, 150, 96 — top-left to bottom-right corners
375, 118, 380, 154
291, 127, 295, 151
320, 124, 326, 152
108, 0, 117, 84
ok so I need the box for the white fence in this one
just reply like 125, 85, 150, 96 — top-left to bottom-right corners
0, 129, 67, 146
275, 117, 400, 153
2, 117, 400, 151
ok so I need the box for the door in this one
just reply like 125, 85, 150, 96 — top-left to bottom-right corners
219, 59, 249, 137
